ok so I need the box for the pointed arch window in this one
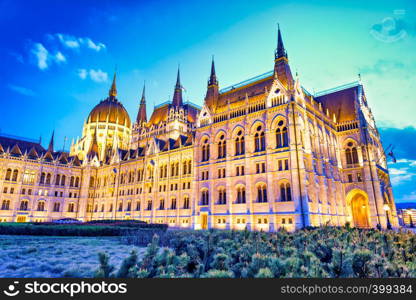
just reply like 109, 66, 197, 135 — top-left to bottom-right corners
345, 142, 359, 166
39, 172, 46, 184
257, 184, 267, 202
218, 187, 227, 204
201, 190, 209, 205
218, 135, 226, 158
20, 200, 29, 211
183, 196, 190, 209
276, 120, 288, 148
235, 130, 245, 155
236, 186, 246, 204
171, 198, 177, 209
37, 201, 45, 211
45, 173, 51, 185
12, 169, 18, 182
254, 125, 266, 152
202, 139, 210, 161
280, 183, 292, 202
5, 169, 12, 181
56, 174, 61, 186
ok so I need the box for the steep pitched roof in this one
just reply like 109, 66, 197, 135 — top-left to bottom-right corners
315, 84, 360, 123
0, 135, 45, 155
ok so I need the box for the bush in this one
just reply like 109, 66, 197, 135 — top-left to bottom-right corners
0, 222, 167, 237
102, 226, 416, 278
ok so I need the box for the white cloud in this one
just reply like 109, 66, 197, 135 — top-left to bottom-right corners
54, 51, 66, 63
389, 168, 408, 175
78, 69, 88, 80
89, 69, 108, 82
78, 69, 108, 83
31, 43, 49, 70
55, 34, 106, 52
8, 84, 36, 97
56, 33, 80, 49
83, 38, 106, 52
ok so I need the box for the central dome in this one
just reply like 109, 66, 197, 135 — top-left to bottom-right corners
86, 74, 131, 128
87, 98, 131, 127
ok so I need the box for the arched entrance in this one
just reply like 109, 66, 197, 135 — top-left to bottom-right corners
347, 189, 370, 228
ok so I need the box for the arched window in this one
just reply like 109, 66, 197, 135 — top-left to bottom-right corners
60, 175, 66, 186
53, 202, 60, 212
235, 130, 245, 155
218, 188, 226, 204
12, 169, 18, 182
75, 177, 80, 187
118, 202, 123, 211
175, 162, 179, 176
201, 190, 209, 205
280, 183, 292, 202
218, 135, 226, 158
39, 172, 46, 184
159, 199, 165, 210
183, 196, 190, 209
55, 174, 61, 186
254, 125, 265, 152
68, 202, 75, 212
136, 201, 140, 211
276, 120, 288, 148
201, 139, 210, 161
171, 198, 177, 209
236, 186, 246, 204
37, 201, 45, 211
147, 200, 152, 210
5, 169, 12, 181
20, 200, 29, 211
89, 176, 95, 188
70, 176, 74, 187
345, 142, 359, 165
23, 170, 35, 184
126, 201, 131, 211
257, 184, 267, 203
46, 173, 51, 185
1, 200, 10, 210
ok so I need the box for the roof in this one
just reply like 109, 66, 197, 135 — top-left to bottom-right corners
0, 134, 81, 165
147, 103, 200, 127
87, 96, 132, 127
315, 83, 360, 123
214, 74, 274, 112
0, 135, 45, 154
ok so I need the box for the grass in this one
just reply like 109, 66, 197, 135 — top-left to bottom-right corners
0, 235, 145, 278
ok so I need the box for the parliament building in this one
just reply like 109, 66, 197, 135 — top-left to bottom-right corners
0, 28, 398, 231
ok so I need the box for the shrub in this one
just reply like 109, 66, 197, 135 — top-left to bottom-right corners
94, 226, 416, 278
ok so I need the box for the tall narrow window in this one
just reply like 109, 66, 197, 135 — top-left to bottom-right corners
5, 169, 12, 181
12, 169, 18, 182
254, 126, 265, 152
276, 121, 288, 149
257, 184, 267, 202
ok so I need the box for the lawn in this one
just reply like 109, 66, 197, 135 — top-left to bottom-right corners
0, 235, 144, 278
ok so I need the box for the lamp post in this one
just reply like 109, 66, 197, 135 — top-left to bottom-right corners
383, 204, 392, 230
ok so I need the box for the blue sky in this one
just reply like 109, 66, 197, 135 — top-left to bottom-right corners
0, 0, 415, 202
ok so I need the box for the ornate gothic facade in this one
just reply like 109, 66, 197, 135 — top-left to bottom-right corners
0, 28, 398, 230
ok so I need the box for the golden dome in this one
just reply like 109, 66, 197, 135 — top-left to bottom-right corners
87, 98, 131, 127
86, 73, 131, 127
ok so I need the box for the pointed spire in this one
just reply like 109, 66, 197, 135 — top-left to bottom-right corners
172, 66, 183, 107
136, 82, 147, 124
109, 72, 117, 98
208, 56, 218, 86
273, 24, 294, 90
275, 24, 287, 60
88, 129, 100, 159
48, 130, 54, 152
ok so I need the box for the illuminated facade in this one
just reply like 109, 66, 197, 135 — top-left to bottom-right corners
0, 28, 398, 230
